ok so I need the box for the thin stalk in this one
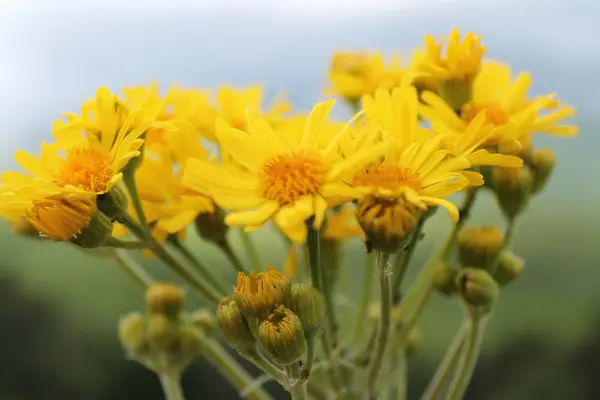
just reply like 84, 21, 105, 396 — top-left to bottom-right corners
169, 239, 229, 297
114, 249, 155, 288
239, 348, 287, 384
395, 353, 407, 400
366, 251, 393, 397
120, 215, 222, 305
354, 252, 376, 344
122, 171, 151, 238
420, 322, 469, 400
288, 364, 309, 400
392, 215, 427, 304
441, 188, 479, 260
446, 312, 489, 400
159, 373, 185, 400
239, 229, 263, 271
107, 238, 147, 249
218, 241, 249, 274
203, 339, 274, 400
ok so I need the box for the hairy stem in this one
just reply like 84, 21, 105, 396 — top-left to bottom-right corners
114, 249, 154, 288
159, 373, 185, 400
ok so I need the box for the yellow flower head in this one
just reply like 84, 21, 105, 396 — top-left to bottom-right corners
418, 28, 486, 83
233, 266, 291, 316
420, 61, 578, 151
327, 51, 404, 102
183, 100, 386, 243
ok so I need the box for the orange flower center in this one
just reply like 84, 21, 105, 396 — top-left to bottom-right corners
353, 164, 420, 192
56, 147, 113, 193
463, 102, 509, 126
259, 150, 328, 205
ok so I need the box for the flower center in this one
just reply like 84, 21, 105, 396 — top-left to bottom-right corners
259, 150, 328, 205
26, 195, 94, 241
463, 102, 509, 126
56, 147, 113, 193
353, 164, 420, 192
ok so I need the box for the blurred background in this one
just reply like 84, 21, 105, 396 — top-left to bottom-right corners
1, 0, 599, 399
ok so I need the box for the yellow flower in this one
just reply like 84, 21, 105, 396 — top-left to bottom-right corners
233, 266, 291, 316
183, 100, 386, 243
418, 28, 486, 84
214, 85, 291, 133
323, 206, 365, 241
420, 62, 577, 151
327, 51, 404, 102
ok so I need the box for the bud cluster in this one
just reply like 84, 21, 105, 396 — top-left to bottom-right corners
216, 266, 324, 369
118, 283, 211, 376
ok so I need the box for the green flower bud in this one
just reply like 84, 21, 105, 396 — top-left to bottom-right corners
177, 323, 206, 368
405, 327, 422, 357
146, 283, 185, 318
493, 251, 525, 286
439, 78, 473, 111
258, 306, 306, 365
290, 284, 325, 331
456, 268, 499, 311
70, 208, 114, 249
147, 313, 180, 350
529, 148, 556, 194
97, 185, 129, 221
195, 207, 229, 246
216, 299, 256, 351
118, 312, 148, 357
433, 263, 460, 296
491, 167, 532, 221
189, 309, 216, 336
458, 226, 504, 271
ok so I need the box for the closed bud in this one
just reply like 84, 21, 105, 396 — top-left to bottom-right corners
118, 312, 148, 357
177, 323, 206, 366
189, 309, 216, 336
433, 263, 460, 296
97, 185, 129, 221
216, 299, 256, 351
258, 306, 306, 365
233, 266, 291, 318
195, 207, 228, 246
439, 78, 473, 111
493, 251, 525, 286
146, 283, 184, 318
70, 208, 114, 249
458, 226, 504, 271
491, 167, 532, 220
290, 284, 325, 331
456, 268, 499, 311
147, 313, 180, 350
405, 327, 422, 357
357, 196, 420, 253
529, 148, 556, 194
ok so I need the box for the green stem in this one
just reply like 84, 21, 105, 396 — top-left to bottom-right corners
306, 224, 323, 291
218, 240, 249, 274
420, 322, 469, 400
120, 215, 222, 305
114, 249, 155, 288
122, 171, 151, 238
159, 373, 185, 400
239, 229, 263, 271
288, 364, 309, 400
354, 252, 376, 344
392, 214, 426, 304
446, 311, 488, 400
504, 218, 517, 247
169, 238, 229, 297
366, 251, 393, 397
203, 339, 274, 400
441, 188, 479, 260
106, 238, 147, 249
395, 352, 407, 400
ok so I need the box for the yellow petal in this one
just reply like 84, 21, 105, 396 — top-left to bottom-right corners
420, 196, 460, 223
301, 100, 335, 150
225, 200, 279, 227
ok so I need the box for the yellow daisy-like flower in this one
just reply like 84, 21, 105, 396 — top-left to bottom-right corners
327, 51, 404, 103
419, 61, 578, 152
214, 85, 291, 133
183, 100, 386, 243
354, 85, 522, 231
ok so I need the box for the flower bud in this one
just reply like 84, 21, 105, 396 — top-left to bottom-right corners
146, 283, 185, 318
290, 284, 325, 331
529, 148, 556, 194
189, 309, 216, 336
439, 78, 473, 112
357, 196, 420, 253
97, 185, 129, 221
147, 313, 180, 350
216, 299, 256, 351
493, 251, 525, 286
195, 207, 229, 246
457, 226, 504, 271
118, 312, 148, 357
491, 167, 532, 220
233, 266, 291, 318
433, 263, 460, 296
405, 327, 422, 357
177, 323, 206, 367
258, 306, 306, 365
456, 268, 499, 311
70, 208, 114, 249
